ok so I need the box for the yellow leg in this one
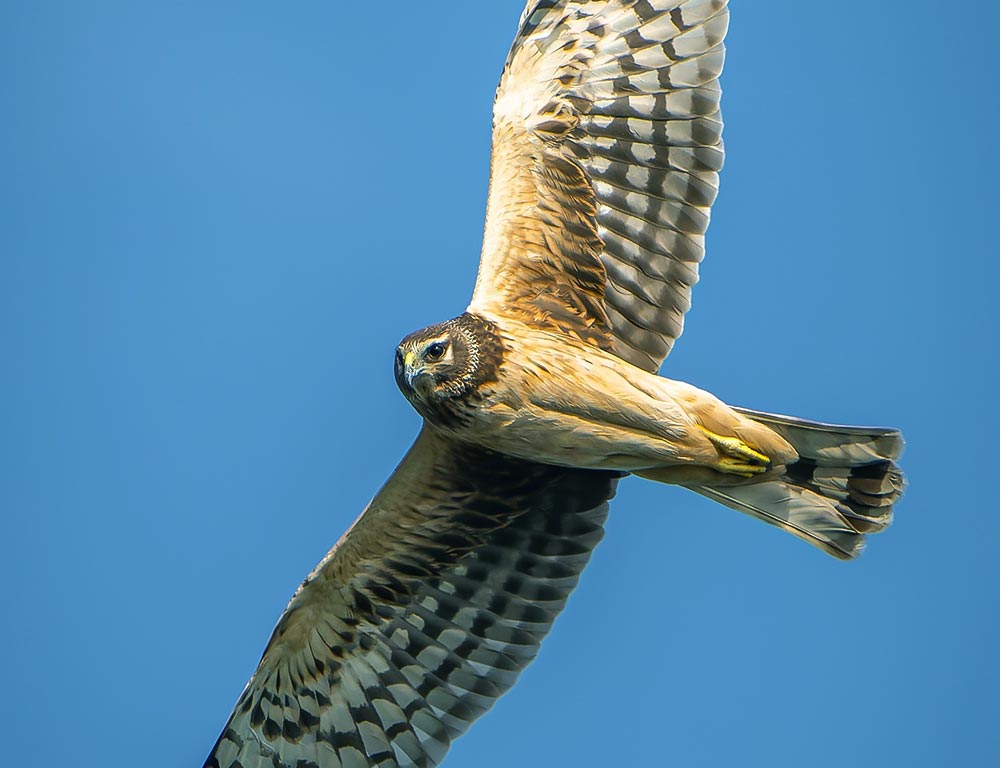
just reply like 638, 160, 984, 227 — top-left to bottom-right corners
697, 425, 771, 478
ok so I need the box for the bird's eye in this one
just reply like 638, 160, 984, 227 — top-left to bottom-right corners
425, 342, 447, 361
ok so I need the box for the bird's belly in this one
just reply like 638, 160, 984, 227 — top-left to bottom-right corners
427, 326, 790, 474
464, 399, 685, 470
444, 353, 700, 471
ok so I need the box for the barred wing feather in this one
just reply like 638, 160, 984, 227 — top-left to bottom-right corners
205, 429, 620, 768
470, 0, 729, 371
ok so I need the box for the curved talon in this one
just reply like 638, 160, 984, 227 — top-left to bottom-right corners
697, 425, 771, 477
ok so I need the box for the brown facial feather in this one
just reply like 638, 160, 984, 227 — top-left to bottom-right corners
394, 313, 504, 430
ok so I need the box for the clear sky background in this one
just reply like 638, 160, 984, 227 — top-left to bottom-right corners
2, 2, 997, 766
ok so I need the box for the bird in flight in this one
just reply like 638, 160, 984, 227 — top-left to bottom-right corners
205, 1, 904, 766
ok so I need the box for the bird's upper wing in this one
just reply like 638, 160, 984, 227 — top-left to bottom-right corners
205, 428, 619, 768
469, 0, 728, 372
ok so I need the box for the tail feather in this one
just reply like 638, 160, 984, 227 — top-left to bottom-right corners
689, 409, 905, 560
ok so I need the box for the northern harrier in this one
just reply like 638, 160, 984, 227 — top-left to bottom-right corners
205, 2, 904, 766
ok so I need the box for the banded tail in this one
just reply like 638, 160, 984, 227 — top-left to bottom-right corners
692, 409, 905, 559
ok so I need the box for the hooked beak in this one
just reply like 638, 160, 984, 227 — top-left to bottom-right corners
396, 348, 428, 394
403, 350, 418, 388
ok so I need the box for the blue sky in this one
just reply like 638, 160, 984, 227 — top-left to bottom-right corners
2, 2, 997, 766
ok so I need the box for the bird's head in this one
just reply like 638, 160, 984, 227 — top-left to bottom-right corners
394, 313, 502, 419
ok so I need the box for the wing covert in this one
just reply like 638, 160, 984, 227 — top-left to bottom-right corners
470, 0, 729, 371
205, 428, 620, 768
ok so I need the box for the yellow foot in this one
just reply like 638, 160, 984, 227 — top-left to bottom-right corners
697, 425, 771, 477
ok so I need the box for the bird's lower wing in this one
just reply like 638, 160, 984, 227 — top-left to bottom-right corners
205, 427, 620, 768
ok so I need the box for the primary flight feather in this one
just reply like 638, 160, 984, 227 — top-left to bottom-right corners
205, 2, 904, 766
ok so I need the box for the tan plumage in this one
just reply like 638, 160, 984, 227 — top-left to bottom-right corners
206, 2, 904, 766
473, 0, 728, 368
